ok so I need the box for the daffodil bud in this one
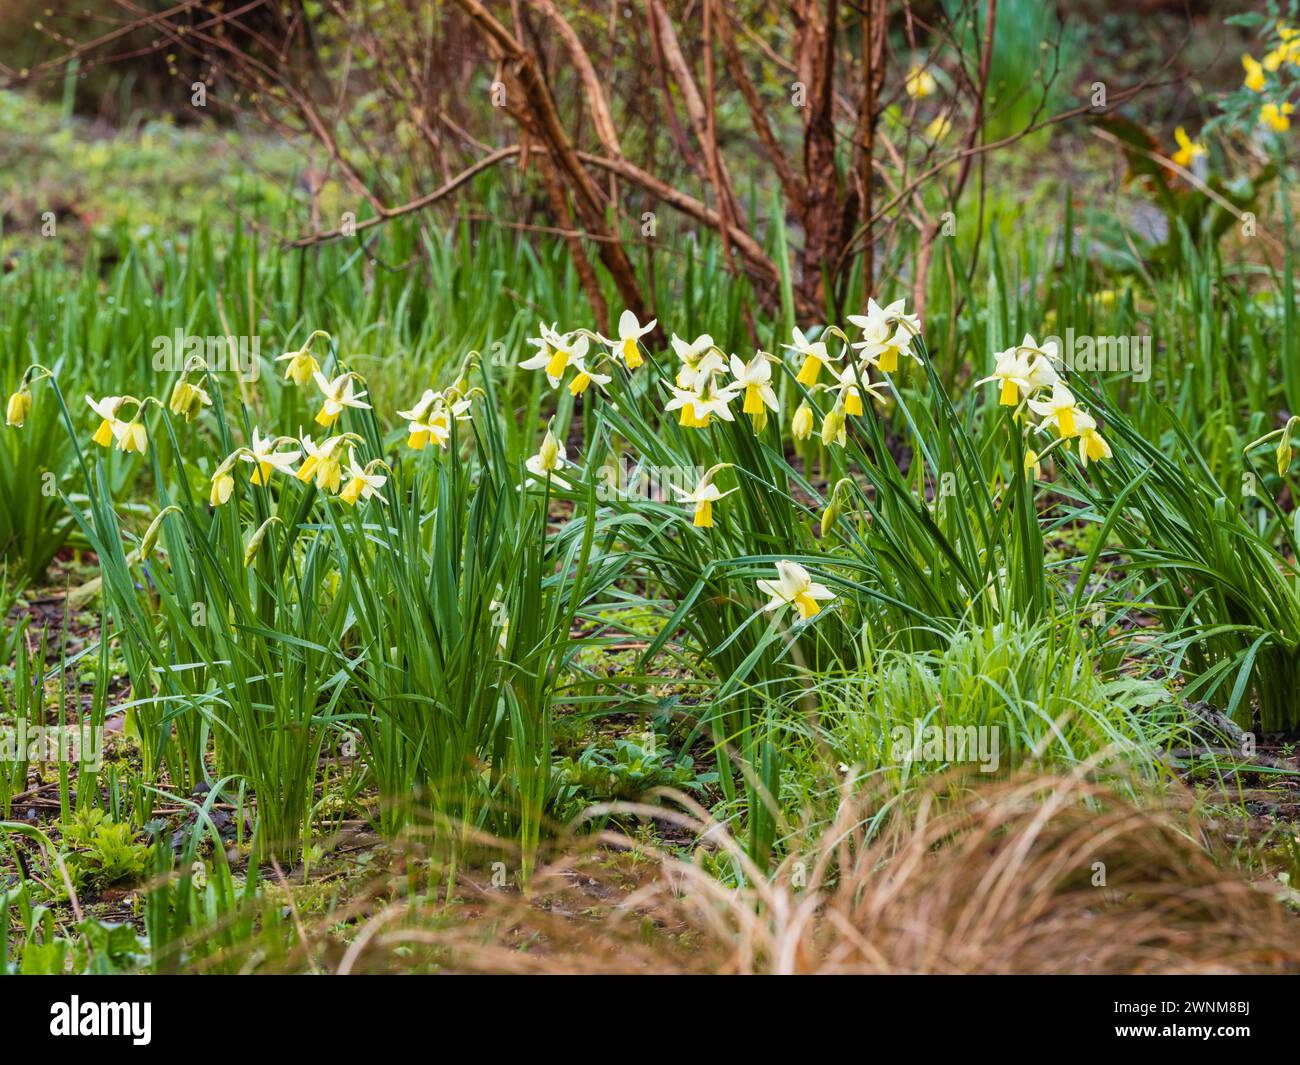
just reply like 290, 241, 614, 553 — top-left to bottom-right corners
1279, 420, 1297, 476
821, 497, 842, 539
139, 506, 179, 562
792, 402, 814, 441
821, 479, 851, 539
210, 470, 234, 507
243, 517, 281, 567
1024, 449, 1042, 481
539, 427, 560, 471
5, 387, 32, 428
821, 405, 846, 447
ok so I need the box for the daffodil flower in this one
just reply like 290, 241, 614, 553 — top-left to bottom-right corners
670, 333, 720, 389
1171, 126, 1206, 168
1243, 53, 1266, 92
976, 336, 1059, 406
428, 396, 471, 447
86, 394, 127, 448
297, 434, 352, 494
671, 464, 735, 528
276, 330, 329, 386
338, 450, 389, 505
848, 298, 921, 373
1261, 101, 1295, 132
167, 379, 211, 423
398, 388, 439, 449
729, 353, 779, 418
5, 386, 31, 428
397, 389, 469, 450
606, 310, 656, 369
566, 348, 612, 396
520, 326, 587, 388
518, 325, 557, 379
312, 371, 370, 428
664, 378, 737, 428
1028, 383, 1083, 438
829, 361, 883, 416
784, 326, 836, 386
757, 560, 836, 620
113, 408, 149, 454
241, 428, 301, 485
905, 64, 936, 99
1073, 410, 1112, 465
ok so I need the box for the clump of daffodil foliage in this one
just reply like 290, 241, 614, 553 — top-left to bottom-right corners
1, 290, 1128, 871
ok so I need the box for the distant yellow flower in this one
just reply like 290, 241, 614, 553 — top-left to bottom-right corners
926, 114, 952, 140
906, 65, 937, 99
1171, 126, 1206, 168
5, 387, 31, 428
1243, 54, 1266, 92
1261, 101, 1295, 132
1262, 27, 1300, 72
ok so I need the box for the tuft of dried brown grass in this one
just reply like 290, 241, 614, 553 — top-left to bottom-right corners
332, 768, 1300, 975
